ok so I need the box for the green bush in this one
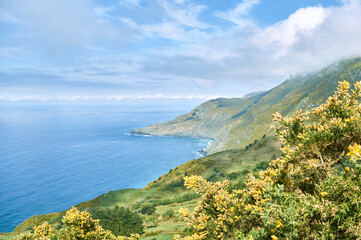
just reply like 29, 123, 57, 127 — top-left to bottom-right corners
227, 172, 241, 180
92, 206, 143, 236
162, 210, 174, 218
140, 205, 156, 215
241, 169, 250, 175
254, 160, 270, 170
159, 180, 185, 192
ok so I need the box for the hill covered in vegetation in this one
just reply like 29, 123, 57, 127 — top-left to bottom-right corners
3, 57, 361, 240
176, 80, 361, 239
132, 58, 361, 154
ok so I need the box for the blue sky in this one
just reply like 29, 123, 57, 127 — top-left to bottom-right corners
1, 0, 361, 101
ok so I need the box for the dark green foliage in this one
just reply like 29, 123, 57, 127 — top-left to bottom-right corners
231, 104, 253, 119
206, 174, 218, 182
92, 206, 143, 236
159, 180, 186, 191
227, 172, 241, 180
140, 205, 156, 215
160, 193, 199, 205
147, 199, 161, 206
184, 117, 196, 121
160, 199, 173, 205
255, 160, 270, 170
175, 193, 199, 203
162, 210, 174, 218
241, 169, 250, 175
228, 181, 246, 191
182, 227, 194, 237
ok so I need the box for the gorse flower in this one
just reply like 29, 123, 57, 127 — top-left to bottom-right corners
275, 221, 282, 229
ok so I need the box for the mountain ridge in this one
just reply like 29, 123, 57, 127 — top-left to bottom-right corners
132, 57, 361, 154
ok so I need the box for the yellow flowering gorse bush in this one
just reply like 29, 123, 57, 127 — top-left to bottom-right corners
12, 207, 140, 240
177, 81, 361, 240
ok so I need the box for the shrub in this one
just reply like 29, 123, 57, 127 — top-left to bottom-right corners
241, 169, 250, 175
92, 206, 143, 236
227, 172, 241, 180
254, 160, 270, 170
162, 210, 174, 218
140, 205, 156, 215
159, 180, 185, 191
175, 81, 361, 240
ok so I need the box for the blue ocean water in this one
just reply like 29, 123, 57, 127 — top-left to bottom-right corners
0, 102, 207, 232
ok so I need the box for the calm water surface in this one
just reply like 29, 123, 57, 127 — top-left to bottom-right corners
0, 102, 207, 232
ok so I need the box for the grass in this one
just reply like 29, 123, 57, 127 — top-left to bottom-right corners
141, 233, 174, 240
0, 233, 17, 240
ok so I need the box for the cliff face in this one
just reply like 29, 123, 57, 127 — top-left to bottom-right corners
132, 58, 361, 154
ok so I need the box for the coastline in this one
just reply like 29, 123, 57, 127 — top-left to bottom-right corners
128, 131, 213, 158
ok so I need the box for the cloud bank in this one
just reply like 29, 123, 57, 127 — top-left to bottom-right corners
1, 0, 361, 100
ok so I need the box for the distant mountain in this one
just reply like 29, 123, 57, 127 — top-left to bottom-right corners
132, 57, 361, 154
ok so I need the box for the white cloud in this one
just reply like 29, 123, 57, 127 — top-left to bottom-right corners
342, 0, 361, 8
94, 6, 114, 17
214, 0, 260, 26
0, 94, 225, 102
0, 47, 28, 59
118, 0, 141, 8
193, 78, 214, 88
137, 0, 361, 94
159, 0, 209, 29
0, 10, 20, 23
253, 6, 330, 57
119, 17, 208, 42
255, 1, 361, 74
3, 0, 361, 99
173, 0, 189, 5
0, 0, 123, 61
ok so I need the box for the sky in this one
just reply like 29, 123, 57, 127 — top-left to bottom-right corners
1, 0, 361, 102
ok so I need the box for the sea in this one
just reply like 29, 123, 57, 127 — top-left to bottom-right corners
0, 101, 209, 233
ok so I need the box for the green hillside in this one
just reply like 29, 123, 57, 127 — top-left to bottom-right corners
5, 57, 361, 240
132, 58, 361, 154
